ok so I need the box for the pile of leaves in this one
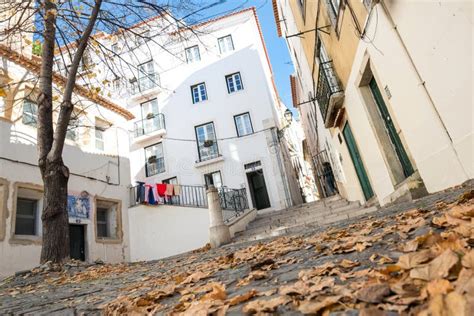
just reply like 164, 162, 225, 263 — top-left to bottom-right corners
1, 189, 472, 315
100, 190, 473, 315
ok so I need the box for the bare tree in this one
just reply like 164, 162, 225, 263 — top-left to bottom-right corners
0, 0, 228, 264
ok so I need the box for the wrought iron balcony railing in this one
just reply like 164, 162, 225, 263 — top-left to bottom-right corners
130, 184, 249, 221
133, 113, 166, 138
316, 60, 343, 122
130, 73, 160, 95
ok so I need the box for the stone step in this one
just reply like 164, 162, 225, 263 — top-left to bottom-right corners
240, 203, 365, 238
233, 206, 378, 243
247, 201, 360, 230
253, 197, 352, 222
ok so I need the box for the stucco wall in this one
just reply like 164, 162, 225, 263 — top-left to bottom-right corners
128, 204, 210, 262
0, 120, 131, 277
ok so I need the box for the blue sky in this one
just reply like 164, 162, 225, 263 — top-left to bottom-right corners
196, 0, 296, 114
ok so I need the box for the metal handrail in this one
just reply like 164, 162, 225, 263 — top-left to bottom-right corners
130, 184, 249, 217
133, 113, 166, 138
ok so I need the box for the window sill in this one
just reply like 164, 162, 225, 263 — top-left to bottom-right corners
10, 234, 42, 245
95, 236, 122, 244
194, 155, 224, 168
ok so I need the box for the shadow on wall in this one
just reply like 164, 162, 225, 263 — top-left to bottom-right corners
0, 119, 131, 186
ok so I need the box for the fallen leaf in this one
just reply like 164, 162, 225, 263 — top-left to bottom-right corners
461, 250, 474, 269
425, 292, 466, 316
297, 295, 341, 314
400, 239, 419, 252
425, 279, 453, 297
279, 281, 310, 296
410, 249, 459, 281
339, 259, 360, 269
397, 250, 432, 269
181, 271, 209, 284
242, 296, 290, 313
228, 289, 257, 306
201, 283, 226, 301
356, 283, 391, 303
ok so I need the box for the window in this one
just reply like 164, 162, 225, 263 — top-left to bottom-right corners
95, 126, 105, 151
226, 72, 243, 93
191, 83, 208, 103
234, 112, 253, 137
185, 45, 201, 63
66, 114, 80, 141
136, 60, 158, 93
15, 198, 38, 235
134, 99, 163, 137
204, 171, 222, 188
95, 199, 120, 240
218, 35, 234, 54
195, 122, 219, 162
327, 0, 341, 25
145, 142, 165, 176
14, 186, 42, 237
22, 99, 38, 127
96, 207, 108, 238
140, 98, 159, 119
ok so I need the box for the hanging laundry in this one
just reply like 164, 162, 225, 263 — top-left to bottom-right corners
165, 184, 174, 196
136, 182, 145, 203
174, 185, 181, 196
157, 183, 167, 197
145, 184, 157, 205
144, 185, 150, 203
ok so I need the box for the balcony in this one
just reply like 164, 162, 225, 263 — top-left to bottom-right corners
129, 73, 161, 100
316, 61, 344, 128
133, 113, 166, 143
195, 141, 224, 168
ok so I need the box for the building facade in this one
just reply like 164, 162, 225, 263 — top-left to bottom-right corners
274, 0, 473, 206
0, 43, 134, 276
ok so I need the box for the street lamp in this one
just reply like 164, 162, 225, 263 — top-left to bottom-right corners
284, 109, 293, 124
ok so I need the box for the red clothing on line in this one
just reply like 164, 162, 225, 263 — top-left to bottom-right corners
156, 183, 167, 197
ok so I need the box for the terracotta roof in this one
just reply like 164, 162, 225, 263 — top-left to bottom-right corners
272, 0, 282, 37
0, 44, 134, 120
290, 75, 298, 107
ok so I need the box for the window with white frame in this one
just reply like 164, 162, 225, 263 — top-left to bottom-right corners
218, 35, 234, 54
191, 83, 207, 103
145, 142, 165, 176
195, 122, 219, 162
137, 60, 158, 92
95, 199, 120, 240
22, 99, 38, 127
14, 187, 42, 236
95, 127, 104, 151
226, 72, 243, 93
234, 112, 253, 137
185, 45, 200, 63
204, 171, 222, 188
66, 113, 80, 141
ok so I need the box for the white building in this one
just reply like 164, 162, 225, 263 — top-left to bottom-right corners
0, 44, 134, 277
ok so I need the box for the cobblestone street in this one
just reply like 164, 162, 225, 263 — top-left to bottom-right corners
0, 183, 472, 315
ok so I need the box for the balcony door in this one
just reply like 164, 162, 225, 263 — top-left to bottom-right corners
138, 99, 160, 136
195, 122, 219, 162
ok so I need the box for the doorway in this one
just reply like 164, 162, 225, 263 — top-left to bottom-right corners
313, 149, 338, 198
247, 170, 271, 210
343, 123, 374, 201
69, 224, 85, 261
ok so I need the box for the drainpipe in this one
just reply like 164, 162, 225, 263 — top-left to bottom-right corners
379, 0, 469, 179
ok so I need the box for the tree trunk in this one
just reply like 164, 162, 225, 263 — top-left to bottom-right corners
40, 158, 70, 263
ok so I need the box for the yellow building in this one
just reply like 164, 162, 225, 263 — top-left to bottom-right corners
274, 0, 473, 206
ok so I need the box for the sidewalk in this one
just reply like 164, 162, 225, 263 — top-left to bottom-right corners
0, 182, 472, 315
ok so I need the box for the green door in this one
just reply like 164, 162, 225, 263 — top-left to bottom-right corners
369, 78, 414, 178
343, 123, 374, 201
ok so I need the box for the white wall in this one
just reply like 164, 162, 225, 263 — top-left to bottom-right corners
121, 10, 291, 211
0, 119, 131, 277
128, 204, 209, 261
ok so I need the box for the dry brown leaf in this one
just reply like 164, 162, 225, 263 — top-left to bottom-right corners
455, 268, 474, 295
228, 289, 257, 306
339, 259, 360, 269
432, 215, 448, 227
298, 262, 335, 280
398, 217, 425, 233
355, 283, 391, 303
425, 292, 466, 316
242, 296, 290, 313
448, 204, 474, 219
181, 271, 209, 284
237, 270, 268, 287
400, 239, 420, 252
397, 249, 432, 269
461, 250, 474, 269
279, 281, 310, 296
308, 276, 335, 292
182, 300, 228, 316
410, 249, 459, 281
425, 279, 453, 297
201, 283, 226, 301
297, 295, 341, 314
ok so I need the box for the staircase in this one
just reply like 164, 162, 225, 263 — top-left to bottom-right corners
232, 195, 378, 243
